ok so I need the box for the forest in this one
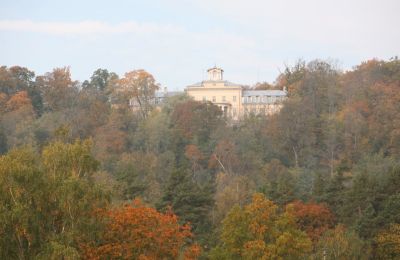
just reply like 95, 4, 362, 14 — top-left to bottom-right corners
0, 58, 400, 259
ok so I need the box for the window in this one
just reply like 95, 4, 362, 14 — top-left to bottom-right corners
233, 96, 236, 102
203, 96, 207, 101
212, 96, 216, 102
233, 108, 237, 116
222, 96, 226, 102
253, 96, 256, 103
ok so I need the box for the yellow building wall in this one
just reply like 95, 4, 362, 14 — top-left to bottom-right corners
186, 85, 242, 120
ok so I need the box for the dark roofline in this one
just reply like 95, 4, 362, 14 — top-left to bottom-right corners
207, 67, 224, 72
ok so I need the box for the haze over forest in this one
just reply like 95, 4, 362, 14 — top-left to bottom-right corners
1, 0, 400, 259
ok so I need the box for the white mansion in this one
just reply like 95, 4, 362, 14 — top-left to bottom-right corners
134, 67, 287, 120
184, 67, 287, 120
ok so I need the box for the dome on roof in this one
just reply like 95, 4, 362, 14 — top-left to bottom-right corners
207, 67, 223, 81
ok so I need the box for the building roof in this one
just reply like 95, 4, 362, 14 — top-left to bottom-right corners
187, 80, 241, 88
155, 91, 183, 98
187, 81, 203, 87
242, 90, 287, 97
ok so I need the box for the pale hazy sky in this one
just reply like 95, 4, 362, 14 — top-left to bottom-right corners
0, 0, 399, 90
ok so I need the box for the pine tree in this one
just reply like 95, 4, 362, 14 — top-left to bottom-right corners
157, 168, 214, 243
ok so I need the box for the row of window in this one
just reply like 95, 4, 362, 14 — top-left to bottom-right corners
242, 96, 284, 104
201, 95, 284, 104
129, 97, 164, 106
244, 107, 278, 114
202, 96, 237, 102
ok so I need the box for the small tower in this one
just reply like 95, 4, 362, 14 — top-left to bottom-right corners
207, 67, 224, 81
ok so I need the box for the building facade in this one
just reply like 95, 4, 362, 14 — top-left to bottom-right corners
185, 67, 287, 120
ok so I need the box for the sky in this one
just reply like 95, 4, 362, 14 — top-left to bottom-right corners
0, 0, 399, 90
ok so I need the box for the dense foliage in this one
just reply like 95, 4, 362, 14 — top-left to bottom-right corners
0, 58, 399, 259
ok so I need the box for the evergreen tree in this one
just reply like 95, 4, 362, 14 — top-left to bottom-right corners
0, 127, 7, 154
322, 172, 346, 214
157, 168, 214, 243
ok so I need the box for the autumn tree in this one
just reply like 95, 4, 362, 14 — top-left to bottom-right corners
35, 67, 78, 112
288, 201, 335, 243
0, 66, 42, 115
1, 90, 36, 148
375, 223, 400, 259
171, 100, 224, 145
119, 69, 159, 119
93, 110, 129, 165
313, 225, 370, 260
81, 199, 200, 260
210, 193, 312, 259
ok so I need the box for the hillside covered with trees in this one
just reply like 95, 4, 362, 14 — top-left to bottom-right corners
1, 58, 400, 259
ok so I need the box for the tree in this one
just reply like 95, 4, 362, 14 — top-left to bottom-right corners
81, 199, 200, 259
209, 139, 240, 175
288, 201, 335, 243
0, 147, 46, 259
84, 68, 118, 92
214, 173, 255, 224
171, 100, 223, 145
42, 139, 99, 180
157, 168, 214, 243
0, 140, 110, 259
260, 160, 296, 205
0, 91, 36, 148
210, 193, 312, 259
114, 152, 162, 204
36, 67, 78, 111
313, 225, 370, 260
119, 69, 159, 119
0, 127, 7, 154
93, 110, 128, 165
185, 144, 204, 178
375, 223, 400, 259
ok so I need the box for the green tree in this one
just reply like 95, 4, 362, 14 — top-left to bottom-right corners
0, 140, 110, 259
157, 168, 214, 243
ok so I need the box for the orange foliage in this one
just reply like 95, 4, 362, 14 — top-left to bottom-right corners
81, 199, 200, 260
0, 92, 8, 112
185, 144, 203, 162
5, 91, 32, 112
288, 201, 335, 242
